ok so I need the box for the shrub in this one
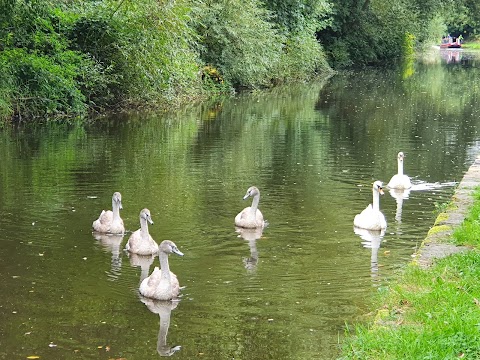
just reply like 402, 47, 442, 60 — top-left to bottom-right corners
194, 0, 284, 89
0, 63, 14, 121
2, 48, 87, 118
275, 31, 332, 82
107, 0, 202, 104
0, 1, 105, 119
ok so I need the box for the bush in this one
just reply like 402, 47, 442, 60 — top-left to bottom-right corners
107, 0, 202, 104
0, 0, 334, 121
0, 1, 108, 119
68, 15, 126, 106
0, 0, 204, 119
2, 48, 87, 118
194, 0, 284, 89
276, 31, 332, 82
0, 64, 14, 121
318, 0, 421, 67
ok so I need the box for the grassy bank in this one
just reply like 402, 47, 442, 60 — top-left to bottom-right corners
340, 187, 480, 359
461, 35, 480, 50
462, 42, 480, 50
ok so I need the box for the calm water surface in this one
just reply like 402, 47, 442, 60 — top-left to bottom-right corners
2, 50, 480, 360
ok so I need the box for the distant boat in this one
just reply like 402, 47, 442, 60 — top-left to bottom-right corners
440, 36, 462, 49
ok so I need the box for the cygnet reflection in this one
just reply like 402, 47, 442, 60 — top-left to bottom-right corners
354, 227, 385, 281
128, 252, 156, 283
141, 297, 182, 357
93, 233, 124, 279
235, 226, 263, 272
389, 188, 411, 224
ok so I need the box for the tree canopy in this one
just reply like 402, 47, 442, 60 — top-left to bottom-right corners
0, 0, 476, 121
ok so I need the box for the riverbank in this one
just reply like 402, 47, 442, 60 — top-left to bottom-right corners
462, 38, 480, 50
339, 156, 480, 359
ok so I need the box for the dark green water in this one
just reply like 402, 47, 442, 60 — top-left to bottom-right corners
1, 49, 480, 360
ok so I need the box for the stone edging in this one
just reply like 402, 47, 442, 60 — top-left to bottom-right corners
412, 155, 480, 268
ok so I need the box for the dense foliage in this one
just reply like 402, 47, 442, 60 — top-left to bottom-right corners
440, 0, 480, 37
0, 0, 475, 121
195, 0, 284, 89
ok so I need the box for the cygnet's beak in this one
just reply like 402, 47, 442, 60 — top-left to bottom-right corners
379, 187, 384, 195
147, 217, 154, 225
173, 247, 184, 256
243, 193, 250, 200
119, 202, 123, 210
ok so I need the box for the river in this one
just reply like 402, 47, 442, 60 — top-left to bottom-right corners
1, 48, 480, 359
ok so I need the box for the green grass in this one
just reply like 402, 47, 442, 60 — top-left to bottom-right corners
340, 188, 480, 359
461, 41, 480, 50
452, 189, 480, 247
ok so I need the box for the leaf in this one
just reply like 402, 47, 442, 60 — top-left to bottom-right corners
27, 356, 40, 359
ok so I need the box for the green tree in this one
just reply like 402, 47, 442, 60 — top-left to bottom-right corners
262, 0, 332, 35
440, 0, 480, 37
195, 0, 284, 89
263, 0, 333, 81
317, 0, 435, 67
195, 0, 333, 89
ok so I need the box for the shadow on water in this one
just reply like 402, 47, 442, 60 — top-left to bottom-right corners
2, 49, 480, 359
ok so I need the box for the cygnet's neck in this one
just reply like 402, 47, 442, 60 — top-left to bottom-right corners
250, 194, 260, 216
397, 158, 404, 176
140, 217, 150, 238
372, 188, 381, 212
159, 252, 171, 282
112, 200, 121, 221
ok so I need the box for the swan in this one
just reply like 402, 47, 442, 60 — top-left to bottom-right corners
354, 181, 387, 231
125, 208, 159, 255
92, 192, 125, 234
139, 240, 184, 300
387, 152, 412, 190
234, 186, 265, 228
